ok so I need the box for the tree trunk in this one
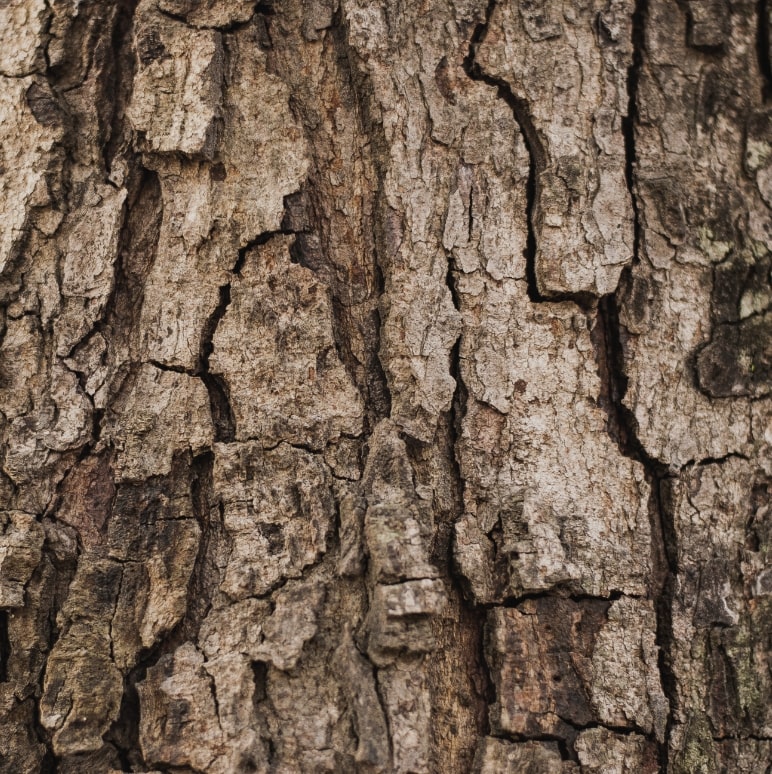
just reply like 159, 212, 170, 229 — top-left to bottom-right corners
0, 0, 770, 771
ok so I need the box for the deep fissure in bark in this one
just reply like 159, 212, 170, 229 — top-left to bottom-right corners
335, 3, 394, 427
66, 163, 162, 364
623, 0, 647, 271
103, 463, 213, 771
0, 610, 9, 683
597, 289, 679, 768
601, 0, 682, 762
758, 0, 772, 98
459, 0, 677, 759
493, 587, 628, 610
199, 282, 237, 443
463, 0, 546, 305
448, 325, 494, 739
182, 451, 218, 640
100, 0, 139, 176
105, 676, 143, 772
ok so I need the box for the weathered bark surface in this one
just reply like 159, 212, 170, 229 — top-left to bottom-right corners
0, 0, 770, 772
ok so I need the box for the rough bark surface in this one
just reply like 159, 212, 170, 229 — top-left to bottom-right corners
0, 0, 770, 772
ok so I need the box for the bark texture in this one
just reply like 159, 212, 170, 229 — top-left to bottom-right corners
0, 0, 770, 772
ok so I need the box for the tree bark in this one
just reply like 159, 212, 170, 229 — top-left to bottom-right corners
0, 0, 770, 772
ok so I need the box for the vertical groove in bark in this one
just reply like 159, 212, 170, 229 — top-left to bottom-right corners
335, 6, 394, 430
463, 0, 546, 305
596, 292, 677, 768
605, 2, 682, 766
758, 0, 772, 98
0, 611, 8, 683
199, 283, 237, 443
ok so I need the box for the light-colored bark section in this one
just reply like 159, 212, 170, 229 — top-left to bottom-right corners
131, 5, 309, 370
477, 0, 635, 296
454, 281, 652, 600
619, 0, 769, 466
210, 238, 364, 447
0, 76, 62, 276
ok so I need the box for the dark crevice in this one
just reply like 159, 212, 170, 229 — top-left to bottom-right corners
154, 6, 189, 25
522, 154, 545, 303
180, 451, 218, 639
104, 458, 216, 770
368, 268, 393, 428
596, 292, 677, 771
198, 283, 236, 443
66, 164, 163, 370
445, 324, 494, 743
100, 0, 138, 178
623, 0, 647, 270
254, 1, 275, 16
237, 226, 298, 273
294, 7, 391, 430
462, 0, 547, 304
105, 677, 143, 772
106, 608, 192, 770
328, 7, 394, 428
207, 669, 222, 730
556, 737, 573, 762
759, 0, 772, 99
596, 3, 680, 764
466, 590, 495, 738
564, 718, 657, 737
156, 1, 270, 31
492, 588, 627, 609
463, 0, 598, 310
200, 372, 235, 443
490, 716, 660, 760
148, 359, 189, 375
0, 610, 9, 682
594, 295, 665, 480
457, 5, 642, 753
684, 452, 750, 468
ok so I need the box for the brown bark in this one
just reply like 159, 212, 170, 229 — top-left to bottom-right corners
0, 0, 770, 772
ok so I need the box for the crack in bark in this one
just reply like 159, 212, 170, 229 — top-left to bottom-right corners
462, 0, 683, 762
463, 0, 599, 308
490, 588, 629, 609
0, 610, 9, 683
759, 0, 772, 99
488, 730, 575, 761
623, 0, 646, 273
597, 273, 678, 773
198, 281, 236, 443
65, 164, 162, 369
7, 0, 766, 768
458, 2, 675, 759
463, 0, 547, 306
328, 6, 392, 430
328, 7, 396, 430
156, 1, 269, 33
683, 452, 751, 468
597, 1, 682, 766
196, 229, 296, 444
